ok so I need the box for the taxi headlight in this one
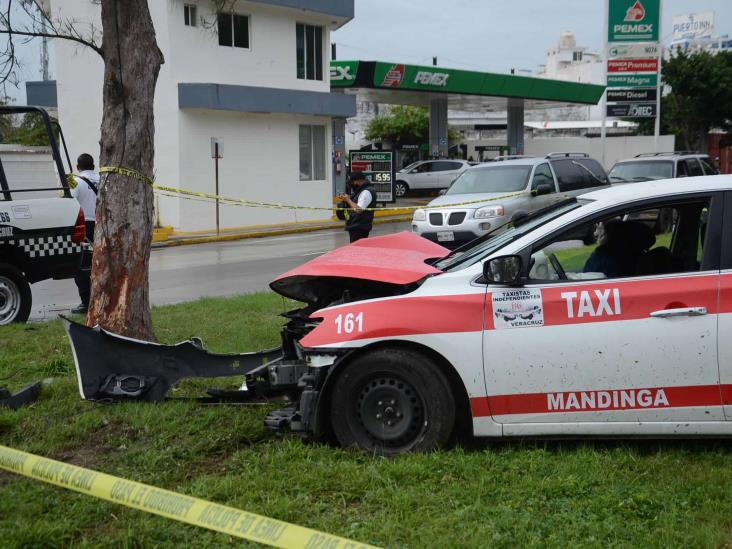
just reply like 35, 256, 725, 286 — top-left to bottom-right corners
413, 208, 426, 221
474, 205, 504, 219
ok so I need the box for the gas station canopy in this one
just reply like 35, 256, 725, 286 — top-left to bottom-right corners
328, 60, 607, 196
330, 60, 605, 111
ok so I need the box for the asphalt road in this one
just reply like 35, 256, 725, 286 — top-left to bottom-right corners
29, 221, 411, 321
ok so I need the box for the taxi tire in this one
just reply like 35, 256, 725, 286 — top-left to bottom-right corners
0, 263, 32, 325
329, 348, 455, 455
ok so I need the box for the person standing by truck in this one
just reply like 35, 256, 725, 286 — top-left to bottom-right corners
70, 153, 99, 314
337, 171, 375, 243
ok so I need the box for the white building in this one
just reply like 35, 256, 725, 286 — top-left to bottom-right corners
49, 0, 354, 232
536, 31, 605, 123
539, 31, 604, 85
667, 11, 732, 56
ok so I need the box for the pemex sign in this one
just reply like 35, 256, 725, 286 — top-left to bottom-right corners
608, 0, 660, 42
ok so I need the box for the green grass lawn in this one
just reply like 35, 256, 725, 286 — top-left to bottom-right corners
2, 293, 732, 547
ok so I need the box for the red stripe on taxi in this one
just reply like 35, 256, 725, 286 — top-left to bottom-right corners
303, 273, 732, 348
300, 293, 486, 348
470, 384, 726, 417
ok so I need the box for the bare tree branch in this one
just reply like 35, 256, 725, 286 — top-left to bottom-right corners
0, 27, 103, 56
0, 0, 104, 95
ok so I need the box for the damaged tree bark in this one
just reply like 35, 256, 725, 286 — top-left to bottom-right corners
87, 0, 164, 340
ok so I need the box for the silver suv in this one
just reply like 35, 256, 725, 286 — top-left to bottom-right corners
394, 159, 473, 197
609, 151, 718, 183
412, 154, 609, 248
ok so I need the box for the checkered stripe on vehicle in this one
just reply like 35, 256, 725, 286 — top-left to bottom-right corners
8, 235, 82, 258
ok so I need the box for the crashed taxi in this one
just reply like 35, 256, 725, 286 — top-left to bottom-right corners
68, 176, 732, 455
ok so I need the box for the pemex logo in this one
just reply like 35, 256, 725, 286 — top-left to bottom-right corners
382, 64, 405, 88
624, 0, 645, 21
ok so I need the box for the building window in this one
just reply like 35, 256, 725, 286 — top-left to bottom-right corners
299, 125, 326, 181
184, 4, 197, 27
296, 23, 323, 80
218, 13, 249, 48
572, 50, 583, 62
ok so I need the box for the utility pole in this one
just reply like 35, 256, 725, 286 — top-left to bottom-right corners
601, 0, 609, 168
654, 1, 664, 152
22, 0, 49, 79
211, 138, 223, 236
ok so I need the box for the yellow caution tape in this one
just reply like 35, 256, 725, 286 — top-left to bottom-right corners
0, 444, 379, 549
100, 166, 156, 186
152, 183, 530, 212
77, 165, 531, 212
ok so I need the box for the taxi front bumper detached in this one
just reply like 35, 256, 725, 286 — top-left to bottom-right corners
63, 317, 328, 437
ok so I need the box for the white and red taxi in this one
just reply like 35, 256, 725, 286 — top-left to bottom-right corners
267, 176, 732, 455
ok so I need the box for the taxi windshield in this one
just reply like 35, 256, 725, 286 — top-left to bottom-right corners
436, 199, 581, 272
446, 165, 532, 194
608, 161, 673, 182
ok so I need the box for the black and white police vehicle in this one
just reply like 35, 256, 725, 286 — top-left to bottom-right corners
0, 106, 86, 324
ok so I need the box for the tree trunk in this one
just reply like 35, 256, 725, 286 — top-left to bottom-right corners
87, 0, 164, 340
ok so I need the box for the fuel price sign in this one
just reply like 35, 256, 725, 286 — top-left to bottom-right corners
349, 151, 395, 203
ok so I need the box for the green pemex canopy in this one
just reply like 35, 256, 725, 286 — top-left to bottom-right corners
330, 60, 605, 111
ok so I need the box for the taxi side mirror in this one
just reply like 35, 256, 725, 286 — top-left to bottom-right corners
483, 255, 523, 285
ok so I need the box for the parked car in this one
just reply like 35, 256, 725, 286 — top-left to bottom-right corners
394, 159, 473, 197
608, 151, 718, 183
412, 153, 609, 248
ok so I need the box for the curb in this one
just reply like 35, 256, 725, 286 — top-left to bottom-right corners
152, 215, 413, 248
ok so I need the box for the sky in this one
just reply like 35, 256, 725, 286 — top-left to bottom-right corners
332, 0, 732, 74
5, 0, 732, 103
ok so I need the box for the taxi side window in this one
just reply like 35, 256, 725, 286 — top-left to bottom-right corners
528, 199, 711, 282
531, 163, 555, 191
415, 163, 433, 173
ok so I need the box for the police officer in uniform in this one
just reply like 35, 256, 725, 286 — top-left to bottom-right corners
70, 153, 100, 314
338, 171, 375, 243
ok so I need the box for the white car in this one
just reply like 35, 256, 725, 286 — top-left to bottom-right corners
394, 159, 473, 197
609, 151, 718, 183
261, 174, 732, 454
412, 155, 609, 248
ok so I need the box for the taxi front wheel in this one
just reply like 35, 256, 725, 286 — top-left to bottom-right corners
329, 348, 455, 455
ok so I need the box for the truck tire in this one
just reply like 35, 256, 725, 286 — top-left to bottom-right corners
0, 263, 32, 324
329, 348, 455, 455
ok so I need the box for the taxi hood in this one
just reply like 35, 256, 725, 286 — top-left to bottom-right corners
270, 231, 448, 304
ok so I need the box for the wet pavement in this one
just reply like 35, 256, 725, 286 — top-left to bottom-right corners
29, 220, 411, 321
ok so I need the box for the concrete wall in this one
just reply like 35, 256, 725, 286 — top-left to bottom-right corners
467, 135, 676, 171
177, 110, 332, 231
0, 148, 58, 200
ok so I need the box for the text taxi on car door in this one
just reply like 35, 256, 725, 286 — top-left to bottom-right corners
67, 175, 732, 455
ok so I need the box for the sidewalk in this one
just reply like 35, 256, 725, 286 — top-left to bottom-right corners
152, 196, 431, 248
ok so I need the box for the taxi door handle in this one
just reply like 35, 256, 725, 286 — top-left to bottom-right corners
650, 307, 707, 318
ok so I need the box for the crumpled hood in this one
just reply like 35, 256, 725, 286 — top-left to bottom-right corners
270, 231, 448, 303
426, 192, 510, 209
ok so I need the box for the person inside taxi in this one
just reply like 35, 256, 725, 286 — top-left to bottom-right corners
583, 220, 655, 278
